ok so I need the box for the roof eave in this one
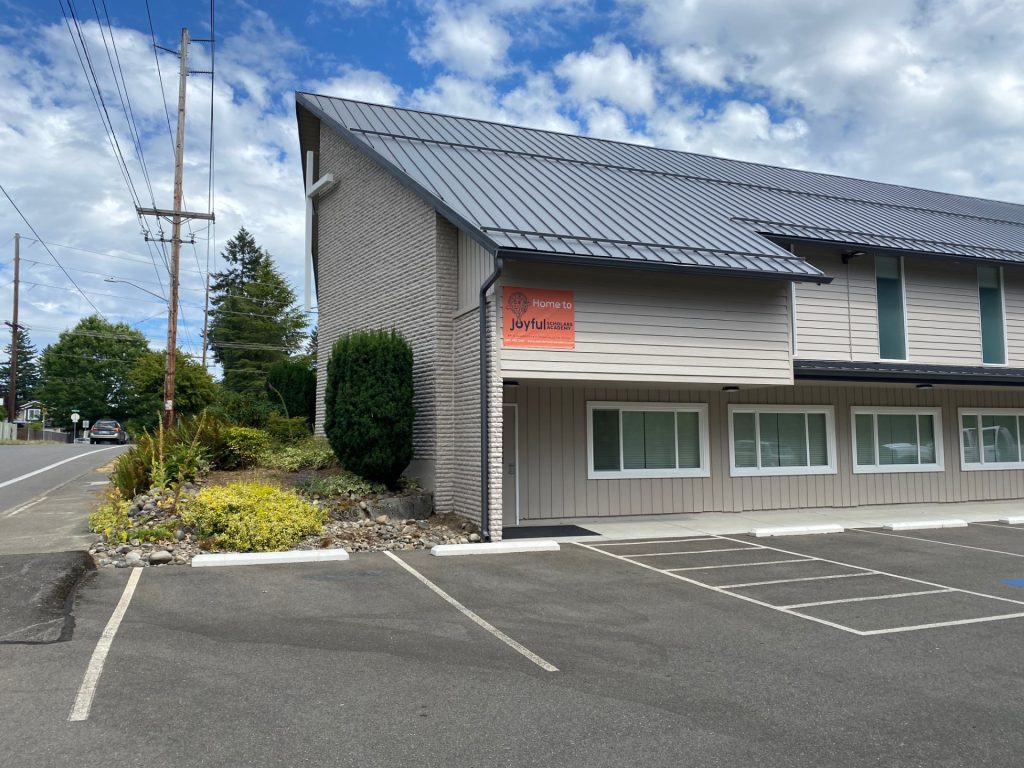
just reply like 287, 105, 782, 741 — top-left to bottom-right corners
496, 248, 832, 284
794, 360, 1024, 387
765, 233, 1024, 267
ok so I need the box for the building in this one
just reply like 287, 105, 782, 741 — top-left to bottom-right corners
295, 93, 1024, 540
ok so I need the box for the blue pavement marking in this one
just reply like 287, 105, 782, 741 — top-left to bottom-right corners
1002, 579, 1024, 588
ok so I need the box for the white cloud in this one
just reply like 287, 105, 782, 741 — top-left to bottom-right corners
411, 5, 512, 79
555, 40, 656, 113
307, 67, 402, 105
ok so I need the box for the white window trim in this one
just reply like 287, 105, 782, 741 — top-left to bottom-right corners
876, 254, 909, 362
851, 407, 944, 474
586, 401, 710, 480
978, 265, 1009, 367
727, 404, 837, 477
958, 408, 1024, 471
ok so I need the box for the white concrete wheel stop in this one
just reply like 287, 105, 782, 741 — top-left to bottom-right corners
748, 524, 844, 538
431, 540, 560, 557
882, 519, 968, 531
191, 549, 351, 567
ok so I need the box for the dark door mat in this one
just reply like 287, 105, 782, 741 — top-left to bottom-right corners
502, 524, 598, 539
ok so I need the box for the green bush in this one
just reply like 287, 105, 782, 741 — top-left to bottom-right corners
266, 358, 316, 427
266, 414, 311, 444
297, 470, 386, 499
220, 426, 271, 470
210, 389, 274, 428
179, 482, 326, 551
261, 436, 337, 472
324, 329, 414, 489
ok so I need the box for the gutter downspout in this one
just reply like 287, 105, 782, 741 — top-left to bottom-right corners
479, 255, 503, 541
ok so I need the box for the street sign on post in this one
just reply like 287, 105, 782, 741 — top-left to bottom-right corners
70, 412, 80, 443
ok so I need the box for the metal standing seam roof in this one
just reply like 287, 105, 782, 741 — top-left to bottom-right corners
296, 93, 1024, 281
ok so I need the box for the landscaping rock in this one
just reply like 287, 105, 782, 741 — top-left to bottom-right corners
149, 550, 173, 565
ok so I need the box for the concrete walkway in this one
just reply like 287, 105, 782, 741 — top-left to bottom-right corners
514, 499, 1024, 541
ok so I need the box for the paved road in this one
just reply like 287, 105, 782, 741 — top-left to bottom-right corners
0, 443, 126, 643
2, 523, 1022, 767
0, 444, 126, 553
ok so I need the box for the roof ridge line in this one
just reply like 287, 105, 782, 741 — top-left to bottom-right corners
349, 126, 1024, 232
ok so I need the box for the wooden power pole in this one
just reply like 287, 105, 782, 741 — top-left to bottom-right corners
137, 27, 214, 430
5, 233, 19, 423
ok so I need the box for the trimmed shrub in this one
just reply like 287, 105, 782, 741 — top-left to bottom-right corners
220, 426, 271, 470
266, 414, 310, 444
179, 483, 326, 551
266, 358, 316, 428
296, 470, 385, 499
324, 329, 414, 489
261, 436, 337, 472
88, 495, 132, 541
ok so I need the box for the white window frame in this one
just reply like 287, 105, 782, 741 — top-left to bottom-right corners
728, 405, 837, 477
977, 265, 1008, 367
875, 254, 909, 362
586, 401, 710, 480
958, 408, 1024, 471
851, 407, 944, 474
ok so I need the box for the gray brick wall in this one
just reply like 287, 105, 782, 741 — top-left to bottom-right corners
452, 310, 481, 521
315, 126, 441, 485
433, 217, 458, 513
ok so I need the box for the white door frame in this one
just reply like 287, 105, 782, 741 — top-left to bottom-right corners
503, 403, 520, 526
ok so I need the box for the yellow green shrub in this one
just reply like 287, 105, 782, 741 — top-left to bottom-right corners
88, 497, 132, 542
179, 482, 326, 552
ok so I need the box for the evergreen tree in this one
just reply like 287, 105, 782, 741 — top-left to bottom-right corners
207, 228, 306, 394
36, 316, 149, 426
0, 326, 41, 406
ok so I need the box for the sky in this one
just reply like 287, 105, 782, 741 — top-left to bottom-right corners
1, 0, 1023, 373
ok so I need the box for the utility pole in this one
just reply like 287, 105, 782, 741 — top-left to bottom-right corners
4, 233, 19, 423
201, 271, 210, 367
137, 27, 214, 430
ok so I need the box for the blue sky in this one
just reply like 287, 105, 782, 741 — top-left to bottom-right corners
1, 0, 1023, 370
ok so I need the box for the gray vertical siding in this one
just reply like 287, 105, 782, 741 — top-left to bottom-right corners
904, 258, 982, 364
457, 231, 492, 312
499, 263, 793, 385
505, 382, 1024, 519
1001, 266, 1024, 366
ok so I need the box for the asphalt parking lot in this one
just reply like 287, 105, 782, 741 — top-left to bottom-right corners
3, 521, 1024, 767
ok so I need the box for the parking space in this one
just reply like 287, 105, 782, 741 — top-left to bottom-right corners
5, 520, 1024, 767
581, 522, 1024, 635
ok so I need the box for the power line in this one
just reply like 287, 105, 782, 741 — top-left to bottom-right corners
0, 183, 106, 317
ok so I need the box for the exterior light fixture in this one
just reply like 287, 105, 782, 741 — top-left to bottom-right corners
722, 386, 740, 392
916, 383, 934, 389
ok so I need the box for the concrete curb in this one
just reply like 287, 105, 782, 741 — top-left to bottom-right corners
431, 540, 560, 557
191, 549, 350, 568
883, 519, 968, 531
998, 517, 1024, 525
749, 524, 844, 538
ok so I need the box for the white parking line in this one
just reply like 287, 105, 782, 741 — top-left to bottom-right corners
852, 527, 1024, 558
0, 446, 119, 490
576, 542, 865, 635
781, 589, 953, 610
710, 533, 1024, 609
4, 496, 46, 518
69, 568, 142, 722
630, 546, 760, 558
972, 522, 1024, 532
859, 612, 1024, 636
720, 572, 874, 589
383, 552, 558, 672
597, 537, 719, 547
666, 558, 812, 572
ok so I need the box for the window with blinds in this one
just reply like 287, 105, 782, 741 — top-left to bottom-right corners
588, 403, 709, 479
728, 406, 836, 476
978, 266, 1006, 365
852, 408, 943, 473
960, 410, 1024, 470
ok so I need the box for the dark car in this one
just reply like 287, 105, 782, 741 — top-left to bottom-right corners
89, 419, 129, 445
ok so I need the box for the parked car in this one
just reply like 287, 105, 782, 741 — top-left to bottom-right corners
89, 419, 129, 445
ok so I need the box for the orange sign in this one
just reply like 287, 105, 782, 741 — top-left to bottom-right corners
502, 287, 575, 349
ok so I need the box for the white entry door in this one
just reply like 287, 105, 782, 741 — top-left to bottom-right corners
502, 404, 520, 526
